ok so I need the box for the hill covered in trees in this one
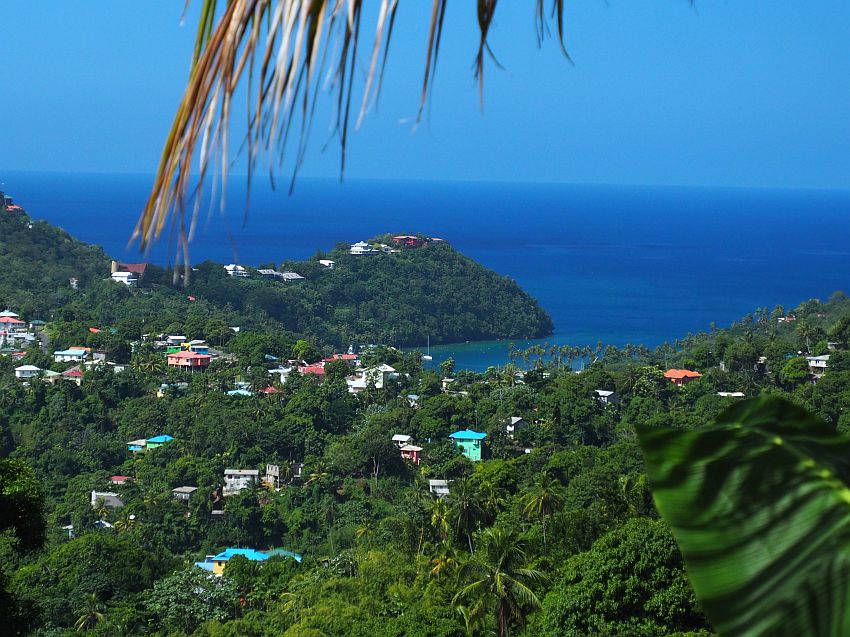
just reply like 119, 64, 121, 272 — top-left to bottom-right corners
176, 236, 554, 347
0, 212, 552, 348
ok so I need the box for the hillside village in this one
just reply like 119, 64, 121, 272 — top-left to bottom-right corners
2, 213, 850, 634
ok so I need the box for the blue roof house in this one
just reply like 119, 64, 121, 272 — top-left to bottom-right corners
146, 434, 174, 449
194, 548, 270, 576
449, 429, 487, 462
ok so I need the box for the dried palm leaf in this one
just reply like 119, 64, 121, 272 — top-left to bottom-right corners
134, 0, 570, 273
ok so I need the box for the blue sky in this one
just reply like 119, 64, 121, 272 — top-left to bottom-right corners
1, 2, 849, 188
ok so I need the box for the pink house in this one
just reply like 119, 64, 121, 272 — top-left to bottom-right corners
400, 444, 423, 465
167, 351, 212, 369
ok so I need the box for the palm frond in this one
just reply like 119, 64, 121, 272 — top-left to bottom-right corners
135, 1, 571, 268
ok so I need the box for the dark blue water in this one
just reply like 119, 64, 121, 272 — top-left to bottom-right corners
5, 171, 850, 370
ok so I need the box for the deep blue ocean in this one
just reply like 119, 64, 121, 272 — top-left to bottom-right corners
5, 171, 850, 371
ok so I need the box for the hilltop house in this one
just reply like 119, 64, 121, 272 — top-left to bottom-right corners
223, 469, 259, 495
110, 271, 138, 287
318, 259, 335, 269
664, 369, 703, 386
167, 351, 212, 370
350, 241, 377, 255
449, 429, 487, 462
224, 264, 250, 277
127, 439, 147, 453
109, 476, 132, 486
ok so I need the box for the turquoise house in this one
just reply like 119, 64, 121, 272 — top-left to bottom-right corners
449, 429, 487, 462
146, 434, 174, 449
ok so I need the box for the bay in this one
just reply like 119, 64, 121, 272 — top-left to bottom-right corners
4, 171, 850, 371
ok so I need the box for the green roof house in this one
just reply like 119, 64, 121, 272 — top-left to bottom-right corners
449, 429, 487, 462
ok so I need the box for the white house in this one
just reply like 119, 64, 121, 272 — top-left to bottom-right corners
429, 479, 450, 498
318, 259, 335, 269
592, 389, 619, 406
165, 335, 187, 347
173, 486, 199, 502
806, 354, 830, 378
223, 469, 260, 495
392, 434, 413, 448
53, 348, 88, 363
91, 490, 124, 509
350, 241, 377, 255
364, 364, 396, 387
224, 264, 250, 278
717, 391, 746, 398
268, 364, 294, 384
279, 271, 305, 282
14, 365, 41, 380
111, 271, 138, 287
505, 417, 528, 439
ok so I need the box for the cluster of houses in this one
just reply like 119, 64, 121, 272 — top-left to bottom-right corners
349, 236, 445, 255
267, 352, 401, 394
224, 264, 305, 282
127, 434, 174, 453
0, 309, 45, 358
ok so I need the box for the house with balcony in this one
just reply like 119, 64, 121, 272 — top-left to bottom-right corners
167, 350, 212, 370
806, 354, 830, 378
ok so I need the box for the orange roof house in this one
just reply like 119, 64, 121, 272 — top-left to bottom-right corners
664, 369, 703, 386
167, 351, 212, 369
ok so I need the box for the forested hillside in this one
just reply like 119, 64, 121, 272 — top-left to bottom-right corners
177, 237, 554, 347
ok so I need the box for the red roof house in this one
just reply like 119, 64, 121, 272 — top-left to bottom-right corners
167, 351, 212, 369
298, 363, 326, 377
664, 369, 703, 386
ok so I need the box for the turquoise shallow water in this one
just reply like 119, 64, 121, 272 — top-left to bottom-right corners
5, 172, 850, 371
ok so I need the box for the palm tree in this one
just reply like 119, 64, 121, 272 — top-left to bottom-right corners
456, 603, 487, 637
454, 527, 545, 637
113, 509, 137, 533
521, 475, 565, 545
429, 497, 451, 542
430, 541, 461, 578
74, 593, 105, 631
447, 478, 484, 554
93, 497, 110, 522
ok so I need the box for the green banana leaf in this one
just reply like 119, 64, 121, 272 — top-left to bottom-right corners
637, 396, 850, 637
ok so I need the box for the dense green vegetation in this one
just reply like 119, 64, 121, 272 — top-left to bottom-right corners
175, 236, 554, 346
4, 213, 850, 635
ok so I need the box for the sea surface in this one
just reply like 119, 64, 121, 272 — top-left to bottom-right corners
5, 171, 850, 371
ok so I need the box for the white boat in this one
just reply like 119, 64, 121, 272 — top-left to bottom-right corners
422, 336, 433, 361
